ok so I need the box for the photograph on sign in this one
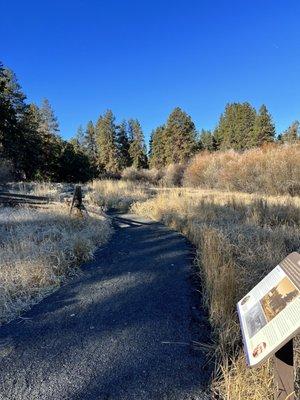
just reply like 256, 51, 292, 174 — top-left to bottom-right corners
237, 252, 300, 367
260, 277, 299, 322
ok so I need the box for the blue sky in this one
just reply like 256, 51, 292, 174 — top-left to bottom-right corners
1, 0, 300, 142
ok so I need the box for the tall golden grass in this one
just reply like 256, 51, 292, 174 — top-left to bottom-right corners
0, 204, 112, 324
88, 179, 151, 211
184, 144, 300, 196
132, 188, 300, 399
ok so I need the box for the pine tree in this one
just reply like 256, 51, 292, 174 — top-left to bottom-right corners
149, 126, 167, 169
39, 98, 59, 136
199, 129, 216, 151
83, 121, 98, 174
116, 120, 131, 169
128, 119, 148, 169
164, 107, 196, 164
57, 141, 91, 182
18, 104, 45, 179
75, 125, 85, 147
216, 102, 257, 150
0, 65, 48, 179
95, 110, 119, 173
253, 105, 275, 146
36, 99, 62, 180
0, 65, 27, 176
281, 121, 300, 144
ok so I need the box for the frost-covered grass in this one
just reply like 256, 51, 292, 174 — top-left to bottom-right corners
87, 179, 150, 211
0, 204, 112, 324
132, 189, 300, 399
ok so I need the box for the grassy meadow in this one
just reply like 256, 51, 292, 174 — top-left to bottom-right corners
0, 144, 299, 398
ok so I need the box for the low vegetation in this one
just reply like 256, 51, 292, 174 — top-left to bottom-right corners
184, 144, 300, 195
132, 188, 300, 399
0, 204, 112, 324
87, 179, 151, 211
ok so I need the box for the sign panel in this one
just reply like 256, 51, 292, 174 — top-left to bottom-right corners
237, 252, 300, 367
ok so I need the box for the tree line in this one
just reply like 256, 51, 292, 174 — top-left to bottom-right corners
0, 62, 148, 181
72, 112, 148, 177
0, 61, 299, 182
149, 104, 300, 169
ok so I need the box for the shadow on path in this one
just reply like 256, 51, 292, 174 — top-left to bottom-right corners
0, 213, 211, 400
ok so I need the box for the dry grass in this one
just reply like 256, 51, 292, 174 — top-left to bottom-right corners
132, 188, 300, 399
184, 144, 300, 196
0, 203, 112, 324
88, 179, 151, 211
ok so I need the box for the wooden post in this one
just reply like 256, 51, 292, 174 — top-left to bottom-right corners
70, 185, 83, 216
274, 339, 294, 400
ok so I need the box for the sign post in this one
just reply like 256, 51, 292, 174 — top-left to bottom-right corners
274, 339, 294, 400
237, 252, 300, 399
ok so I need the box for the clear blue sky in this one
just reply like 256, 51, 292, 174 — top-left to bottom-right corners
1, 0, 300, 142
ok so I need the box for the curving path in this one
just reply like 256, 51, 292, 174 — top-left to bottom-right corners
0, 213, 211, 400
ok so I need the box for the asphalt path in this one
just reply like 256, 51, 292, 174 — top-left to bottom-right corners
0, 213, 211, 400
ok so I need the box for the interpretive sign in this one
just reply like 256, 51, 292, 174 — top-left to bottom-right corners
237, 252, 300, 368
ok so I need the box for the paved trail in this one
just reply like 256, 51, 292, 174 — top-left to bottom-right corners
0, 214, 210, 400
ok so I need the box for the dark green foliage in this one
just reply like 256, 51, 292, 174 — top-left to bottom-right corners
199, 129, 217, 151
57, 141, 91, 182
280, 121, 300, 144
253, 105, 275, 146
83, 121, 98, 175
216, 102, 257, 150
0, 65, 45, 179
116, 120, 131, 169
75, 125, 85, 148
84, 121, 97, 160
128, 119, 148, 169
149, 126, 167, 168
164, 107, 197, 163
0, 61, 94, 182
96, 110, 120, 173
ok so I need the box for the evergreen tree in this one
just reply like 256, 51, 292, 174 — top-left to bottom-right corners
281, 121, 300, 143
216, 102, 257, 150
199, 129, 216, 151
116, 120, 131, 169
95, 110, 119, 173
0, 65, 47, 179
75, 125, 85, 148
253, 105, 275, 146
164, 107, 196, 164
149, 126, 167, 168
17, 104, 45, 179
128, 119, 148, 169
83, 121, 98, 174
39, 98, 59, 136
57, 141, 91, 182
35, 99, 62, 180
0, 64, 27, 176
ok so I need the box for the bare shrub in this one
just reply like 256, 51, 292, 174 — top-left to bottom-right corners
160, 163, 186, 187
184, 144, 300, 195
122, 167, 162, 185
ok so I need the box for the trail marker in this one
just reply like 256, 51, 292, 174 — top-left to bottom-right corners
237, 252, 300, 399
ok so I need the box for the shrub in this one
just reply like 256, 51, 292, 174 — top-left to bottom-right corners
184, 144, 300, 195
121, 167, 162, 185
160, 163, 186, 187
